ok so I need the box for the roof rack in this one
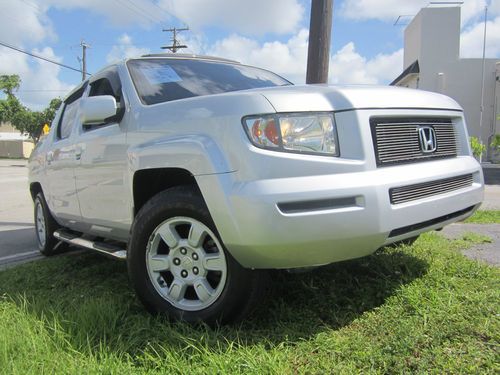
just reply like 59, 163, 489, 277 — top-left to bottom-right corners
140, 53, 240, 64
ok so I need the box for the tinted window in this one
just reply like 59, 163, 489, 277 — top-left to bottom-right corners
127, 59, 291, 105
89, 68, 122, 103
84, 69, 124, 130
89, 78, 115, 98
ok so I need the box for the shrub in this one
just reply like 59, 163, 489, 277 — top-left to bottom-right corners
470, 136, 486, 158
490, 134, 500, 151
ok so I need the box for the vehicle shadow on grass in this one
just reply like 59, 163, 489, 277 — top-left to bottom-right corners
0, 246, 428, 356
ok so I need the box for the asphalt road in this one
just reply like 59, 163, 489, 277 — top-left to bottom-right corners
0, 159, 41, 266
0, 159, 498, 268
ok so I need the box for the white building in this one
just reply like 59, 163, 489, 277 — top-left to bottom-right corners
392, 6, 500, 161
0, 122, 34, 158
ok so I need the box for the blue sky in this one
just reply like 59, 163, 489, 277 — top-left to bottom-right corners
1, 0, 499, 109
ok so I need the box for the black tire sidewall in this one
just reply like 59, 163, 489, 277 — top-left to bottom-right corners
34, 192, 60, 255
128, 188, 255, 325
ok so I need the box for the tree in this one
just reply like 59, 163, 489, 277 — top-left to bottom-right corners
0, 95, 23, 124
0, 75, 21, 96
0, 75, 23, 124
0, 74, 62, 143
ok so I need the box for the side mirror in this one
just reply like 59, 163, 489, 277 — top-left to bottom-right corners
80, 96, 117, 125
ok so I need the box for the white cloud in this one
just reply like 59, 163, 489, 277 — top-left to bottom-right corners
340, 0, 497, 26
159, 0, 304, 35
0, 1, 55, 46
330, 43, 403, 84
208, 29, 309, 83
205, 30, 403, 85
0, 46, 74, 110
461, 16, 500, 57
106, 34, 150, 63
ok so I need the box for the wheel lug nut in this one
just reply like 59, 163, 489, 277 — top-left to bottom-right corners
180, 248, 187, 255
192, 253, 198, 260
181, 270, 188, 278
193, 267, 199, 275
173, 258, 180, 266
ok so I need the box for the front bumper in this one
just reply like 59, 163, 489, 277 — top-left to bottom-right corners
198, 156, 483, 269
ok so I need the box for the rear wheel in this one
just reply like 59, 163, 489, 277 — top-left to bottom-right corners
34, 192, 65, 256
128, 186, 267, 325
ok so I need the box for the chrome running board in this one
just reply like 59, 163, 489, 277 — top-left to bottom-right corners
54, 229, 127, 260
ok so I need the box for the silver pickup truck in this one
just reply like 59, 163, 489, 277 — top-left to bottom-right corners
28, 54, 484, 324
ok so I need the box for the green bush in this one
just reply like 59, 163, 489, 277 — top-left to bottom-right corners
490, 134, 500, 151
470, 136, 486, 158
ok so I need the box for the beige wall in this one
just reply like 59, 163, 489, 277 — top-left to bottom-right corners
0, 122, 17, 133
0, 140, 34, 158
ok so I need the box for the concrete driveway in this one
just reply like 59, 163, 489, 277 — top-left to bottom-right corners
0, 158, 498, 268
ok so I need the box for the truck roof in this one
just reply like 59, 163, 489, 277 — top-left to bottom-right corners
138, 53, 240, 64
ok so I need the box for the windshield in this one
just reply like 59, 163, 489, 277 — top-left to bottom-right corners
127, 58, 292, 105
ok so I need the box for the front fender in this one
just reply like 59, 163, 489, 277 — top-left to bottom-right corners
127, 134, 234, 176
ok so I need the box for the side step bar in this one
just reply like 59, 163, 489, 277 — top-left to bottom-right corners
54, 229, 127, 260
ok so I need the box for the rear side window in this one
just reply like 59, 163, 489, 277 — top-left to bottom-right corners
127, 59, 291, 105
57, 84, 86, 140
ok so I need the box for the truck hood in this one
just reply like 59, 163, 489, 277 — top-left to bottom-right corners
255, 84, 462, 113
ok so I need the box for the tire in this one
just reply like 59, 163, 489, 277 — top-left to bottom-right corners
34, 192, 65, 256
128, 186, 267, 325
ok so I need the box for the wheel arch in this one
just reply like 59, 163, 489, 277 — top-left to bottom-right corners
29, 181, 44, 201
128, 134, 235, 217
132, 167, 202, 216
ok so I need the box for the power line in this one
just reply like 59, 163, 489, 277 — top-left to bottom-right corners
112, 0, 161, 24
146, 0, 176, 18
123, 0, 164, 23
18, 0, 42, 14
0, 41, 89, 76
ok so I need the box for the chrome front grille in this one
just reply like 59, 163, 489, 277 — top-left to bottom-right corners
389, 174, 473, 204
371, 118, 458, 166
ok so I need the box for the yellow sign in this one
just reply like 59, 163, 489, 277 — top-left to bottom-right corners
42, 124, 50, 135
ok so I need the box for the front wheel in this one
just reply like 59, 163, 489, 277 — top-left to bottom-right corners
34, 192, 65, 256
128, 187, 267, 325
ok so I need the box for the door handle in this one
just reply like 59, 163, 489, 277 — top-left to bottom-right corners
75, 150, 82, 160
46, 153, 53, 165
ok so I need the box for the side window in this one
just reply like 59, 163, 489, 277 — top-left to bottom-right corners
89, 78, 117, 99
58, 100, 80, 139
56, 84, 86, 140
85, 69, 124, 131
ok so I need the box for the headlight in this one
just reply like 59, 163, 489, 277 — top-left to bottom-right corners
243, 113, 339, 156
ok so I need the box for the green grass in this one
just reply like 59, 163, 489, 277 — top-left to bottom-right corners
464, 210, 500, 224
0, 233, 499, 374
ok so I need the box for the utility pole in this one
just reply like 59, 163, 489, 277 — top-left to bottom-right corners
306, 0, 333, 84
162, 27, 189, 53
80, 40, 90, 82
478, 5, 488, 163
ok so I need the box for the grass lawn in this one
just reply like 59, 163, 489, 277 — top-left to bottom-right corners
464, 210, 500, 224
0, 232, 499, 374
